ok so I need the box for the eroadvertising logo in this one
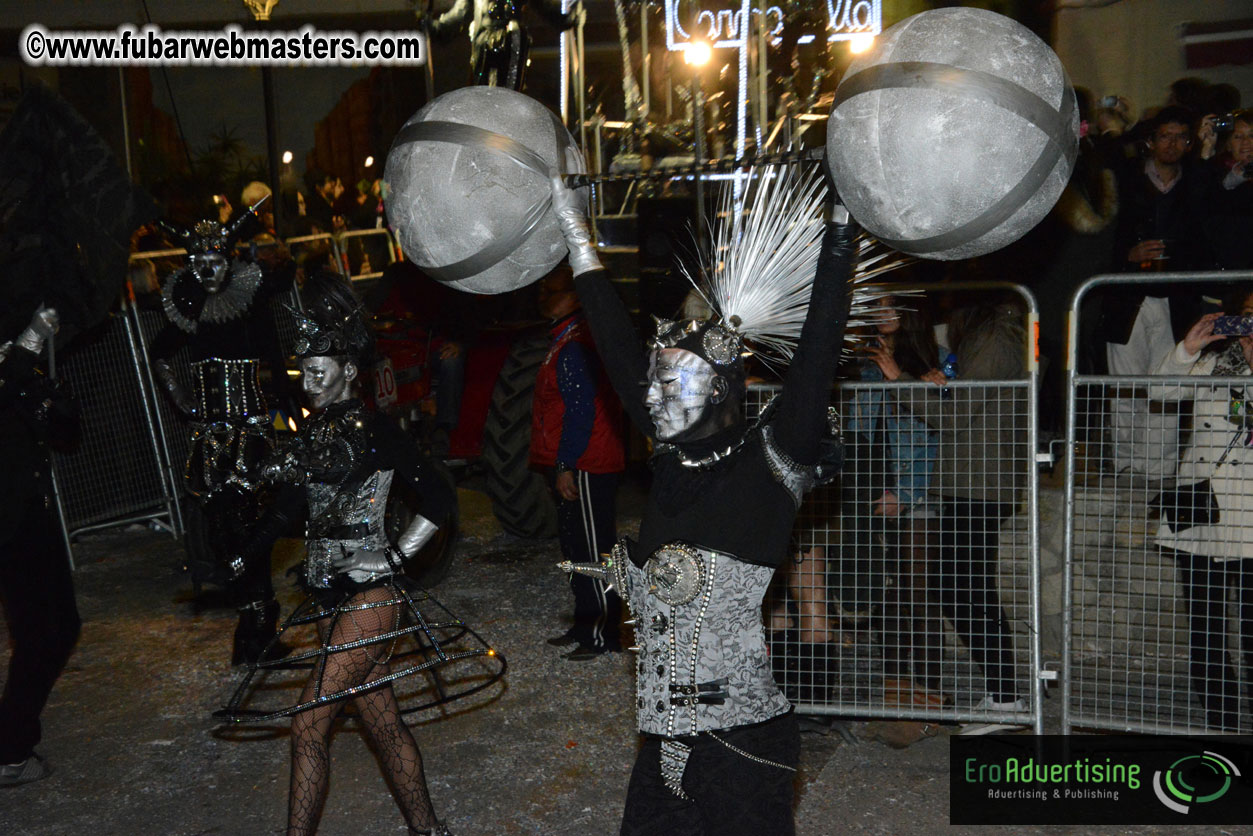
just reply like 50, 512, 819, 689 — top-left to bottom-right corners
950, 736, 1253, 825
1152, 750, 1241, 814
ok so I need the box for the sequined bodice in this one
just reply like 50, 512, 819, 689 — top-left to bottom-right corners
294, 402, 394, 588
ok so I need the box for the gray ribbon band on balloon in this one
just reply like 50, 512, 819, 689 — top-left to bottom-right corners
832, 61, 1077, 254
389, 120, 557, 282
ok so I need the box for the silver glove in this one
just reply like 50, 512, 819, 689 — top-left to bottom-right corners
15, 306, 59, 355
549, 175, 601, 277
397, 514, 439, 559
332, 547, 399, 583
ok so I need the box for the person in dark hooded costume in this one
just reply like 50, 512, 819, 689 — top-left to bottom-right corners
0, 82, 154, 786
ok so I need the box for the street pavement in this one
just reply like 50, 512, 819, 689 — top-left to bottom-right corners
0, 486, 1197, 835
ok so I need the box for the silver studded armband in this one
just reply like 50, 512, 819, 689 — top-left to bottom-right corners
759, 424, 819, 508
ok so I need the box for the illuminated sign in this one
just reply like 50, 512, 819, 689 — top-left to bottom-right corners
826, 0, 881, 41
658, 0, 881, 164
664, 0, 782, 50
663, 0, 881, 51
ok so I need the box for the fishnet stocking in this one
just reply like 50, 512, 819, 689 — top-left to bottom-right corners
287, 585, 436, 835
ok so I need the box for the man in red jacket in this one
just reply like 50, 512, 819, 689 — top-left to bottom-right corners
530, 267, 625, 659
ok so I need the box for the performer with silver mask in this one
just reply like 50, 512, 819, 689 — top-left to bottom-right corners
644, 348, 737, 442
224, 272, 461, 836
550, 164, 898, 835
149, 199, 299, 665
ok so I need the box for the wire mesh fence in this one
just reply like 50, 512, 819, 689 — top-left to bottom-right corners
752, 282, 1041, 728
50, 312, 177, 543
1064, 272, 1253, 736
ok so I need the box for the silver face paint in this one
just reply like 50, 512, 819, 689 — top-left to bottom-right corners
300, 355, 356, 410
192, 252, 231, 293
644, 348, 719, 441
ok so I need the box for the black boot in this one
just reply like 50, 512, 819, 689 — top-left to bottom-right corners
231, 599, 289, 666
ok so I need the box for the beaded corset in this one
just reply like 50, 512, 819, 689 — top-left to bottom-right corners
192, 358, 266, 422
612, 540, 790, 736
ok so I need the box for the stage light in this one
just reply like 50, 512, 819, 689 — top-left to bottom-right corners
364, 156, 375, 168
849, 33, 874, 54
281, 150, 293, 164
684, 39, 712, 67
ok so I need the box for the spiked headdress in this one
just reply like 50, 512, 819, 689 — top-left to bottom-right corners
664, 165, 909, 370
292, 271, 376, 368
158, 197, 271, 333
157, 194, 268, 256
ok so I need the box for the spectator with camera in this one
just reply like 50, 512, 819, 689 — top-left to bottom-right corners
1200, 110, 1253, 270
1151, 287, 1253, 732
1102, 106, 1213, 482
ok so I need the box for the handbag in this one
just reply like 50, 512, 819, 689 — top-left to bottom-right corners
1152, 479, 1219, 532
1151, 428, 1242, 533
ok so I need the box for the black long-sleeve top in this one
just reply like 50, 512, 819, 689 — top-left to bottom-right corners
574, 222, 856, 567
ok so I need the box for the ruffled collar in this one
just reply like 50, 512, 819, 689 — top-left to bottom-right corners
161, 258, 262, 333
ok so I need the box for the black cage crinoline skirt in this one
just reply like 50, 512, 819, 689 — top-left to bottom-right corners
215, 573, 506, 723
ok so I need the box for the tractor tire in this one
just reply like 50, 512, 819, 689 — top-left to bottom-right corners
390, 459, 460, 588
481, 333, 557, 538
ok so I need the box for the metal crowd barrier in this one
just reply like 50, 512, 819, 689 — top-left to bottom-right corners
758, 281, 1043, 731
283, 232, 344, 279
1062, 271, 1253, 735
50, 308, 181, 565
338, 227, 399, 282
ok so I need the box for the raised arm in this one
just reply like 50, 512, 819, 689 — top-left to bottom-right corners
551, 175, 653, 434
428, 0, 472, 38
770, 214, 858, 465
555, 339, 597, 469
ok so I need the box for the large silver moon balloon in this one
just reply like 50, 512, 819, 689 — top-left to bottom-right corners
826, 8, 1078, 260
384, 87, 586, 294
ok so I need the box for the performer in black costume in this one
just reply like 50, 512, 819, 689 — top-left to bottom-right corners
420, 0, 575, 90
550, 167, 862, 834
0, 81, 153, 785
0, 307, 81, 787
225, 273, 459, 835
150, 202, 298, 665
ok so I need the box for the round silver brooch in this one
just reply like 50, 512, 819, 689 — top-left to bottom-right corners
645, 543, 706, 606
701, 325, 741, 366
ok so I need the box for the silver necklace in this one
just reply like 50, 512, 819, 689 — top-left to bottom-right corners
658, 433, 753, 469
